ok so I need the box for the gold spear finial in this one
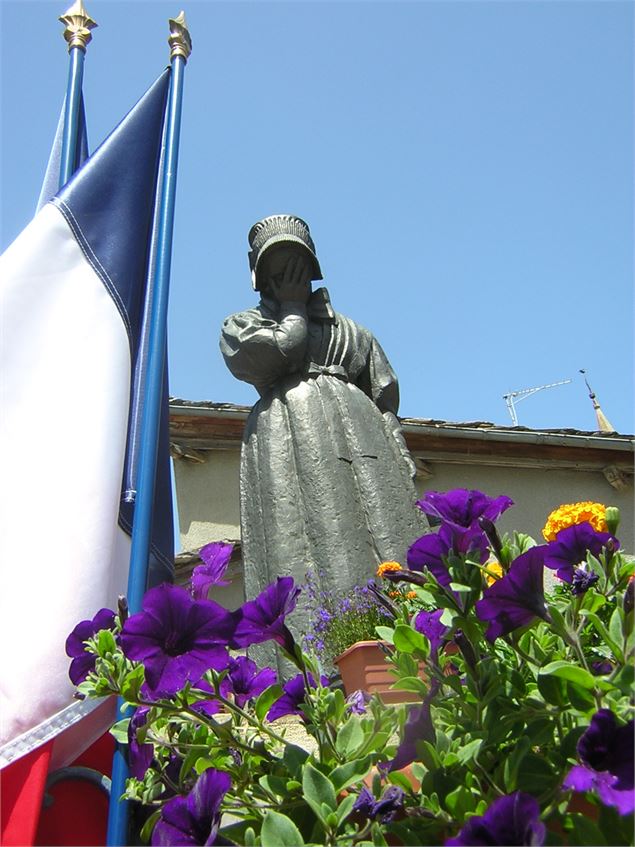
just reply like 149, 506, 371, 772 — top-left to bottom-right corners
168, 11, 192, 62
59, 0, 97, 53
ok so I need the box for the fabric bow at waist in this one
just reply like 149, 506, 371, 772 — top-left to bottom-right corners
305, 363, 349, 382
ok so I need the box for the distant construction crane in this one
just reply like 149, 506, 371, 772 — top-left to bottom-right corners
503, 379, 572, 426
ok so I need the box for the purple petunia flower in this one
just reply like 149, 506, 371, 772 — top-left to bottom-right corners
414, 609, 448, 655
590, 659, 613, 676
65, 608, 117, 686
266, 672, 327, 721
563, 709, 634, 815
445, 791, 545, 846
384, 682, 439, 772
219, 656, 277, 709
119, 584, 234, 697
128, 706, 154, 779
232, 577, 300, 655
475, 546, 549, 642
417, 488, 513, 533
408, 524, 489, 587
190, 542, 233, 600
188, 676, 223, 717
151, 767, 231, 846
353, 785, 405, 823
543, 522, 618, 583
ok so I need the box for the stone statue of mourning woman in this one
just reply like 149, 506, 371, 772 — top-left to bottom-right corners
220, 215, 428, 674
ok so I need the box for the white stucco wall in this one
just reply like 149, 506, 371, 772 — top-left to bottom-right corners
174, 446, 633, 564
414, 462, 634, 550
176, 449, 241, 550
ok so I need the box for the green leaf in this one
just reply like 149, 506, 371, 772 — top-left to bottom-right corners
254, 683, 283, 721
580, 610, 624, 661
387, 770, 415, 792
371, 822, 389, 846
261, 811, 305, 847
330, 756, 372, 793
392, 624, 427, 654
503, 736, 531, 791
567, 813, 607, 846
259, 774, 288, 797
610, 662, 635, 696
445, 784, 477, 817
357, 730, 391, 758
456, 738, 483, 765
539, 661, 597, 691
537, 673, 568, 707
449, 582, 471, 593
546, 605, 570, 640
609, 607, 624, 653
509, 669, 527, 696
336, 715, 364, 757
336, 792, 357, 824
417, 740, 442, 771
139, 809, 161, 844
375, 626, 395, 644
581, 590, 606, 614
282, 744, 309, 778
515, 753, 557, 795
96, 628, 117, 655
302, 763, 337, 818
390, 675, 428, 695
440, 608, 458, 627
566, 681, 596, 714
109, 718, 130, 744
121, 664, 145, 702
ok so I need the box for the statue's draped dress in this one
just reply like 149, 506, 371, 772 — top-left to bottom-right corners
221, 287, 427, 671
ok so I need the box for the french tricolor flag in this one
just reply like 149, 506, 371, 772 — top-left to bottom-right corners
0, 65, 174, 806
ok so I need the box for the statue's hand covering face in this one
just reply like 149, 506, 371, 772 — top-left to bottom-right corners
259, 245, 313, 304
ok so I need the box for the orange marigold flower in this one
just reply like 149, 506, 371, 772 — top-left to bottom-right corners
485, 561, 504, 586
377, 561, 402, 577
542, 501, 607, 542
388, 590, 401, 598
405, 591, 418, 599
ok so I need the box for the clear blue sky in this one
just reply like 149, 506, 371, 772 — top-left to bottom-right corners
2, 0, 633, 433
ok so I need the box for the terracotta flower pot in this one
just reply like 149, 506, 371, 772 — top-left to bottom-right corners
334, 640, 424, 705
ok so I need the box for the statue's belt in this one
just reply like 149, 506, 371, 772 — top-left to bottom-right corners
304, 363, 349, 382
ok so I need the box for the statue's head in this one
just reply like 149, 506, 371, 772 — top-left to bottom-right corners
248, 214, 323, 291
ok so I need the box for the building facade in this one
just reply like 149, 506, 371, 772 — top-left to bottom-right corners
170, 399, 634, 607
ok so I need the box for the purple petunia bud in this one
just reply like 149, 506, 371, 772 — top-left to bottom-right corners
605, 506, 620, 536
478, 516, 505, 567
571, 567, 600, 596
382, 569, 427, 589
117, 595, 129, 624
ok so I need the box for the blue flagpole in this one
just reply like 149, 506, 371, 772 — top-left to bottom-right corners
58, 2, 96, 188
106, 13, 191, 846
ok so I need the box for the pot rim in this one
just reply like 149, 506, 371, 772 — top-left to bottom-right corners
334, 639, 390, 663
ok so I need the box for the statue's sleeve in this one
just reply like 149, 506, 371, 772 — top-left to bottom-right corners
366, 338, 417, 480
220, 304, 308, 389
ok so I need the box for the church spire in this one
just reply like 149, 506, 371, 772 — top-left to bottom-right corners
580, 369, 616, 433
